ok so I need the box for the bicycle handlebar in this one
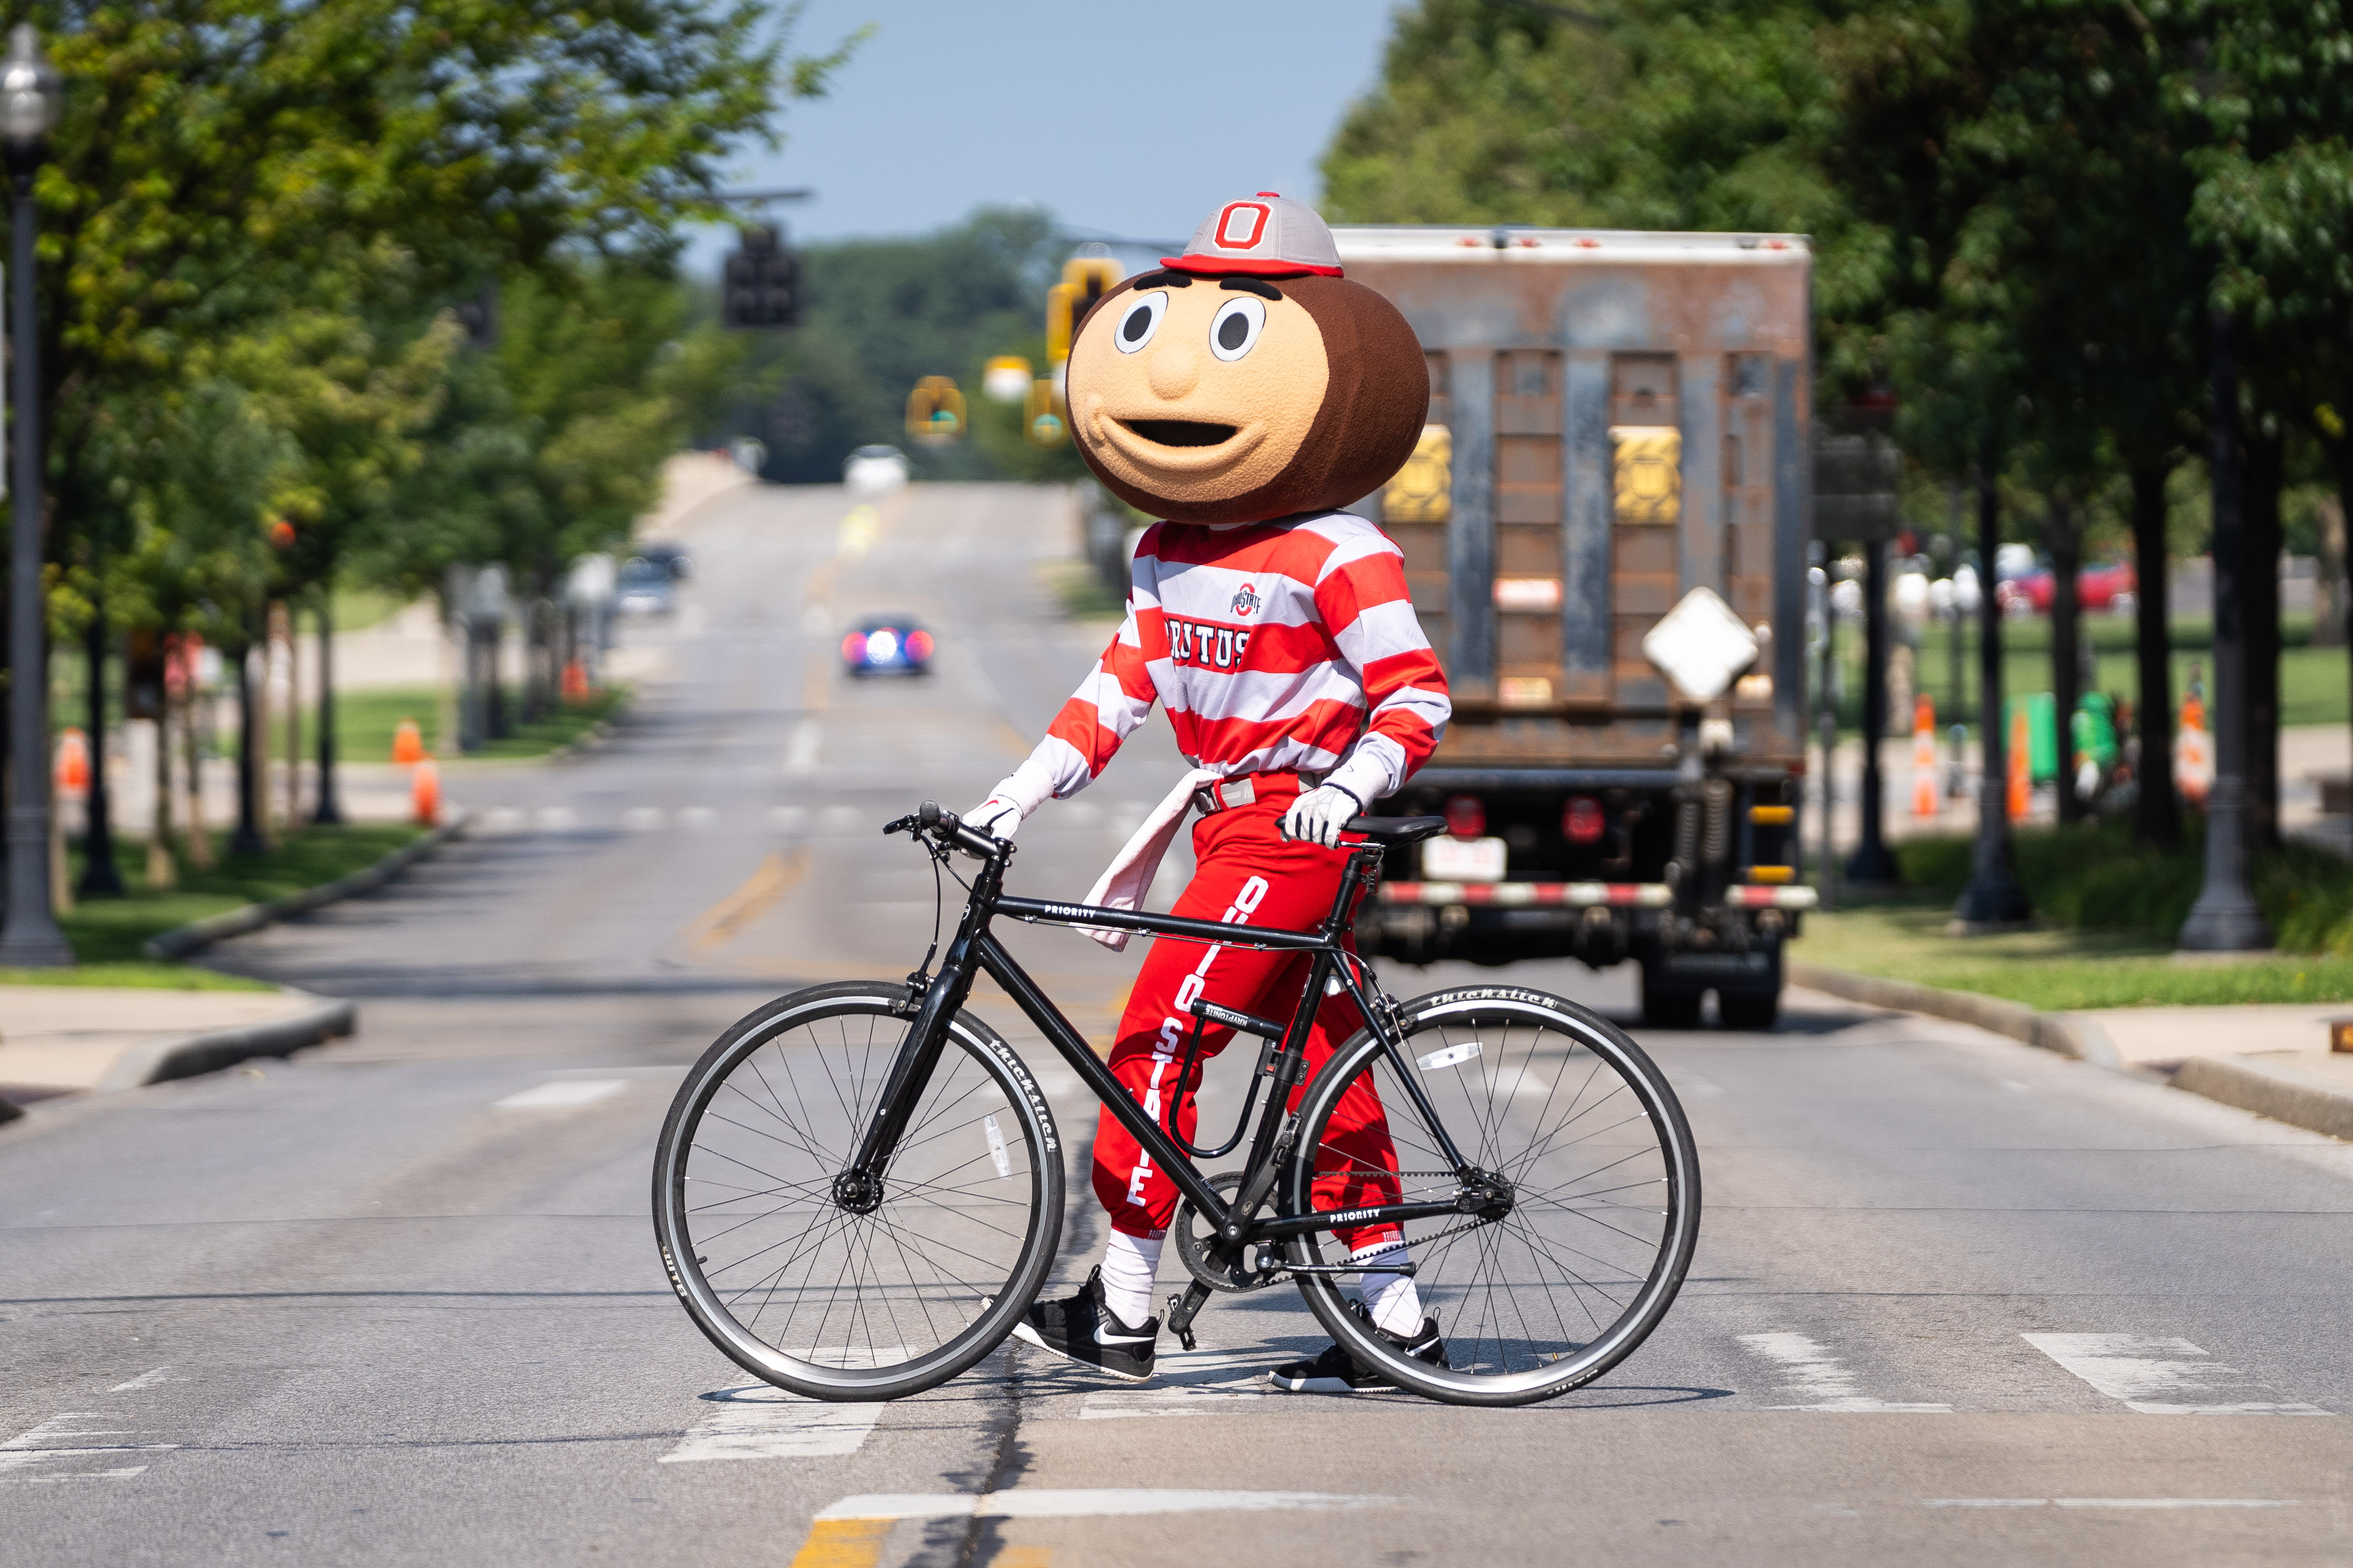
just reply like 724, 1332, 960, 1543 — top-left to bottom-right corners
901, 799, 1003, 860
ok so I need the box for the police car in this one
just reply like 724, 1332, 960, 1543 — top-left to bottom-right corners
842, 616, 933, 676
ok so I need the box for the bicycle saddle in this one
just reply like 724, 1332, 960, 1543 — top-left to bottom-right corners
1342, 815, 1448, 845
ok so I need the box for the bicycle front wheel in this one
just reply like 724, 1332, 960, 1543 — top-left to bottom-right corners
1282, 985, 1700, 1406
652, 982, 1063, 1400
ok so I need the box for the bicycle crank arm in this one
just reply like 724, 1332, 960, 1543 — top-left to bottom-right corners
1164, 1281, 1214, 1352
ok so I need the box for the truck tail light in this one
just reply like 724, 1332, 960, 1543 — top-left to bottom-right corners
1443, 795, 1485, 840
906, 629, 934, 660
841, 632, 868, 663
1563, 796, 1605, 844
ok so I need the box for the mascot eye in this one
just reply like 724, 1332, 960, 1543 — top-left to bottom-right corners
1113, 292, 1168, 354
1208, 297, 1266, 362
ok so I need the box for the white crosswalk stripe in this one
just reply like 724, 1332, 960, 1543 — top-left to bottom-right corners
660, 1387, 884, 1463
1738, 1332, 1952, 1412
2022, 1334, 2330, 1415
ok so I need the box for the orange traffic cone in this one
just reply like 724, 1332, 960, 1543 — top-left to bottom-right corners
2007, 704, 2033, 820
2175, 692, 2211, 807
392, 718, 425, 765
54, 727, 90, 800
412, 757, 441, 827
1910, 694, 1939, 817
561, 658, 588, 703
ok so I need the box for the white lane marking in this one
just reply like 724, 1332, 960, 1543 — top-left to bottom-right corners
109, 1368, 171, 1394
624, 806, 665, 831
2022, 1334, 2330, 1415
535, 805, 578, 831
1739, 1333, 1952, 1413
1080, 1348, 1274, 1419
770, 805, 808, 833
1065, 802, 1103, 827
0, 1414, 178, 1480
785, 721, 823, 776
494, 1079, 626, 1111
1927, 1498, 2297, 1509
680, 806, 718, 831
660, 1387, 882, 1463
484, 806, 526, 833
816, 1489, 1396, 1521
819, 805, 862, 835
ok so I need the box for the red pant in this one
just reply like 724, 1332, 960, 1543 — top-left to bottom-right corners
1092, 790, 1402, 1255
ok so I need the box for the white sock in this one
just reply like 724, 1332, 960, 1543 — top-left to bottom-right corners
1353, 1237, 1423, 1337
1100, 1230, 1163, 1329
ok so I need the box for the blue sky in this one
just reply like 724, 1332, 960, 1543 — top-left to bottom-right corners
683, 1, 1398, 271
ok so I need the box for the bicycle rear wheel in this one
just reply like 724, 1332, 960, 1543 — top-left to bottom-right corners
652, 982, 1063, 1401
1282, 985, 1699, 1406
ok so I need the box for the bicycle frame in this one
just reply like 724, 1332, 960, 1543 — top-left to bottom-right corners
843, 830, 1482, 1257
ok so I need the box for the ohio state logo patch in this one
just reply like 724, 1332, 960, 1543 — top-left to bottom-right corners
1230, 583, 1261, 617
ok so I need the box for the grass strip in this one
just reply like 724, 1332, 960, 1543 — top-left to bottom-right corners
52, 823, 424, 974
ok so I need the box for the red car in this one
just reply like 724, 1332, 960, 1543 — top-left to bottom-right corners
1996, 561, 2136, 615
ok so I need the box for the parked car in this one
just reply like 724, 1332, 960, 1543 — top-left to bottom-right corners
1996, 560, 2137, 616
638, 541, 691, 580
842, 616, 933, 676
615, 556, 676, 616
843, 444, 911, 496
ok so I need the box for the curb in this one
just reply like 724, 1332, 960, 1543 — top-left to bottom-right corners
91, 990, 359, 1093
2173, 1054, 2353, 1141
143, 812, 472, 960
1786, 960, 2126, 1069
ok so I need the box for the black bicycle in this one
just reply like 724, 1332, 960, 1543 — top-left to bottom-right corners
652, 802, 1700, 1407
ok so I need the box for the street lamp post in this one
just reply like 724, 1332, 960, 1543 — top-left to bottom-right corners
0, 25, 70, 966
2180, 306, 2272, 951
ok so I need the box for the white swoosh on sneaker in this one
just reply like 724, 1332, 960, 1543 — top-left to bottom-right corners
1094, 1323, 1155, 1347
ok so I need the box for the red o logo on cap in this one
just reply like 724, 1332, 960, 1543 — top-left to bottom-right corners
1216, 202, 1270, 250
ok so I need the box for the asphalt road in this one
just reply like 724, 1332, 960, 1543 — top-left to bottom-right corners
5, 482, 2351, 1566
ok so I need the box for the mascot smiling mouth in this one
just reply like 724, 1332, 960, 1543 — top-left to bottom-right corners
1118, 419, 1238, 448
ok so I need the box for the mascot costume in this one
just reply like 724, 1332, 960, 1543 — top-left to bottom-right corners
968, 193, 1452, 1392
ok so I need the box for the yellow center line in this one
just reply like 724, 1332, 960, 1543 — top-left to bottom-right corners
682, 847, 810, 953
787, 1517, 891, 1568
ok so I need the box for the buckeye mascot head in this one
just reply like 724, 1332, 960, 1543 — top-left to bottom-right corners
1066, 193, 1427, 526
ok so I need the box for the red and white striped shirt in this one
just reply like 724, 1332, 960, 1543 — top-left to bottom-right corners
1026, 512, 1450, 806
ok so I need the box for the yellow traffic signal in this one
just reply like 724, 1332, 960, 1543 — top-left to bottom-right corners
1046, 257, 1124, 364
1024, 378, 1068, 447
907, 375, 966, 446
982, 355, 1033, 403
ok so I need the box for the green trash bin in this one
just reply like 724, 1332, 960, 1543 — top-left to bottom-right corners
2005, 693, 2060, 784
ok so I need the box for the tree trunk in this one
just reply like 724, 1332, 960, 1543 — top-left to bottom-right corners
179, 656, 215, 871
2129, 458, 2181, 847
78, 589, 124, 896
313, 593, 344, 824
231, 636, 266, 857
147, 665, 176, 890
2314, 490, 2347, 647
2047, 496, 2084, 825
2243, 426, 2285, 852
2324, 429, 2353, 804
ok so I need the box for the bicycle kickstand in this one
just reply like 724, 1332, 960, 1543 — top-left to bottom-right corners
1164, 1281, 1214, 1352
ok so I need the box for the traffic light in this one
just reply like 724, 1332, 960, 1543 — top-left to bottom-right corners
1045, 257, 1123, 365
1024, 379, 1067, 447
723, 224, 801, 329
907, 375, 966, 446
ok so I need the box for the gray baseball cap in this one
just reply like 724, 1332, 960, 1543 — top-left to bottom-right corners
1163, 191, 1343, 278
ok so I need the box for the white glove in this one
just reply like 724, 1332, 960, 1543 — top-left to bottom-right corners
1280, 784, 1364, 849
966, 758, 1056, 842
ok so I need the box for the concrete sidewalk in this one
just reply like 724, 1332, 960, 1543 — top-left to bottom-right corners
1796, 959, 2353, 1143
0, 985, 355, 1110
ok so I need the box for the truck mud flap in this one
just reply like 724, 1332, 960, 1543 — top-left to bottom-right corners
1653, 950, 1779, 988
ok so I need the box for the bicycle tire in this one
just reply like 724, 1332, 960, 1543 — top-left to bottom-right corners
1281, 984, 1700, 1407
652, 981, 1063, 1401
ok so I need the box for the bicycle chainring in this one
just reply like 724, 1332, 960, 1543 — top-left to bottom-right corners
1172, 1171, 1282, 1294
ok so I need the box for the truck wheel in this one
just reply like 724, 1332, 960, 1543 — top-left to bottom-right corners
1639, 971, 1702, 1029
1718, 990, 1780, 1031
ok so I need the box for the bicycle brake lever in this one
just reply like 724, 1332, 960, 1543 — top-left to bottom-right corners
882, 815, 918, 836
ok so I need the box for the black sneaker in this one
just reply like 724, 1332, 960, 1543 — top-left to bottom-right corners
1268, 1302, 1449, 1392
1010, 1267, 1159, 1383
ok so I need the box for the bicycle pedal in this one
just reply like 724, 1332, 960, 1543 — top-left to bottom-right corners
1164, 1293, 1199, 1352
